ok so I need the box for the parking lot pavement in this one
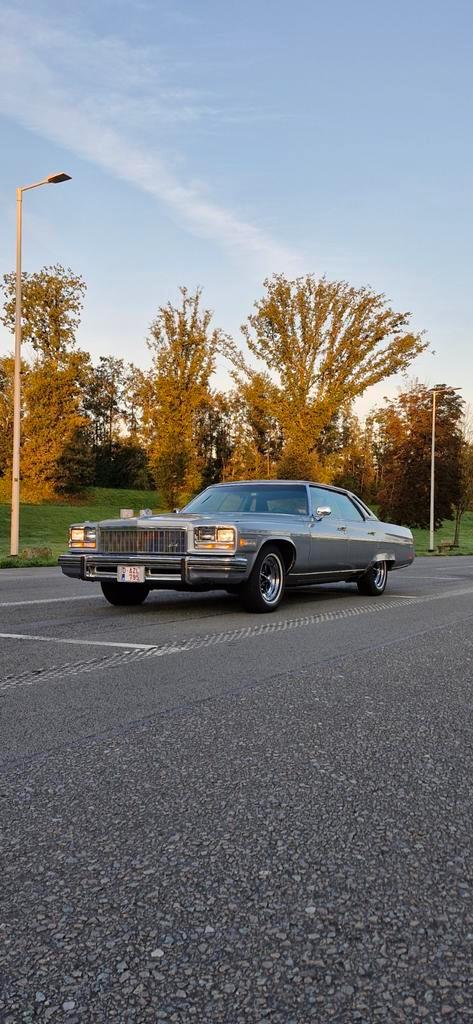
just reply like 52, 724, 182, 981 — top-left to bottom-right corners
1, 559, 473, 1022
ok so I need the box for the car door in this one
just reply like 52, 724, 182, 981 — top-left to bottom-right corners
307, 486, 350, 574
329, 492, 377, 570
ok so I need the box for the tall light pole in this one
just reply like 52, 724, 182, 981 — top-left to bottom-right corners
10, 172, 72, 557
428, 385, 462, 553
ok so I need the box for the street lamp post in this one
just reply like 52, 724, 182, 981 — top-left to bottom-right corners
10, 173, 71, 557
428, 386, 462, 553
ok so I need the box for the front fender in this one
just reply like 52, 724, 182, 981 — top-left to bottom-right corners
253, 536, 298, 573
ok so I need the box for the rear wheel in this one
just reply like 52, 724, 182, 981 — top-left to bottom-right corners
240, 546, 285, 613
357, 561, 388, 596
101, 582, 150, 606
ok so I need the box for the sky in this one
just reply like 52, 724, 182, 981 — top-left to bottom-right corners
0, 0, 472, 417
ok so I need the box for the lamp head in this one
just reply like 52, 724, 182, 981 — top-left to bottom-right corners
47, 172, 72, 184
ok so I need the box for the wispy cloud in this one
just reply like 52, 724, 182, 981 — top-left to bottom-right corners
0, 6, 301, 271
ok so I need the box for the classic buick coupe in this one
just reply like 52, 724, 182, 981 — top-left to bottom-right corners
59, 480, 414, 613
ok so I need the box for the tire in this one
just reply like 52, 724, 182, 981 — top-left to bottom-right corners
357, 561, 388, 597
101, 582, 150, 606
240, 545, 286, 613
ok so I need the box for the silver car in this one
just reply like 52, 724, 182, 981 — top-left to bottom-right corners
59, 480, 414, 613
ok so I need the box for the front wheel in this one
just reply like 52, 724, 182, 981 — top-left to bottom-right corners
101, 582, 150, 606
240, 546, 286, 613
357, 561, 388, 597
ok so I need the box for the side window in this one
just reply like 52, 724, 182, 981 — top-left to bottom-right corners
330, 492, 365, 522
309, 486, 336, 516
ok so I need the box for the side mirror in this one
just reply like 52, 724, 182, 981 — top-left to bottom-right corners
315, 506, 332, 518
173, 508, 180, 514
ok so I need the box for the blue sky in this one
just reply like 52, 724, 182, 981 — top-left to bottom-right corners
0, 0, 472, 415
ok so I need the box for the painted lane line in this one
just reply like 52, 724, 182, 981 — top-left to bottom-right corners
0, 632, 156, 650
2, 589, 473, 695
0, 597, 423, 653
408, 574, 465, 581
0, 598, 423, 690
0, 571, 60, 581
1, 585, 473, 672
0, 595, 103, 608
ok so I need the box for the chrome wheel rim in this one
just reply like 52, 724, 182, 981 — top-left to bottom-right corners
259, 553, 284, 604
373, 562, 387, 590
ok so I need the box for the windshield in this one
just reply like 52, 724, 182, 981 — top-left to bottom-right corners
183, 484, 309, 516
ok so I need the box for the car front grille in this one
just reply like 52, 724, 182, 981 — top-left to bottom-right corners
99, 528, 187, 555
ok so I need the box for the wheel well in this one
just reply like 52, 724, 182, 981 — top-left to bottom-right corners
259, 539, 296, 574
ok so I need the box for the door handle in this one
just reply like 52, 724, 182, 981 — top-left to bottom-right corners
367, 530, 376, 536
337, 525, 347, 532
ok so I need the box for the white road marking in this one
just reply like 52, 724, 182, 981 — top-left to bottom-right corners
0, 632, 155, 650
0, 595, 103, 608
1, 585, 473, 661
409, 574, 464, 580
0, 571, 60, 580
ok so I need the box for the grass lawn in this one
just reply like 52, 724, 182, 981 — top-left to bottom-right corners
0, 487, 162, 567
0, 491, 472, 567
410, 510, 473, 556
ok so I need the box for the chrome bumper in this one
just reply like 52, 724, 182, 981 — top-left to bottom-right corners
58, 552, 250, 586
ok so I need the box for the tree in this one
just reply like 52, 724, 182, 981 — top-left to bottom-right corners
141, 287, 225, 507
194, 393, 234, 487
21, 350, 94, 499
1, 264, 86, 358
0, 265, 91, 500
329, 410, 377, 501
122, 364, 147, 439
104, 439, 151, 489
375, 382, 464, 528
83, 356, 126, 457
227, 373, 283, 480
235, 274, 427, 480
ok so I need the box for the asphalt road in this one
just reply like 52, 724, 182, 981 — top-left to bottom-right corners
1, 559, 473, 1023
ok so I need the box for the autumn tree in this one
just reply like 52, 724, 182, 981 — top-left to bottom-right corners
1, 265, 92, 499
1, 264, 86, 358
226, 373, 283, 480
329, 410, 377, 501
141, 287, 225, 507
194, 393, 234, 487
375, 382, 464, 528
234, 274, 427, 480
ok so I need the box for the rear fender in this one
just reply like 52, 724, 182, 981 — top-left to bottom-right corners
370, 552, 396, 569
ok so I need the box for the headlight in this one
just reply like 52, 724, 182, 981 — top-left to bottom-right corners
69, 526, 96, 549
194, 526, 236, 551
216, 528, 235, 544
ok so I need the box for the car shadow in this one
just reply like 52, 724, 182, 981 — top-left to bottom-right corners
95, 581, 361, 618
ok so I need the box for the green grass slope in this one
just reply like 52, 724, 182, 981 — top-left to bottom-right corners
0, 488, 162, 567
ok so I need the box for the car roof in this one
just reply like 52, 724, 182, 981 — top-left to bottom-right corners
208, 480, 352, 495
